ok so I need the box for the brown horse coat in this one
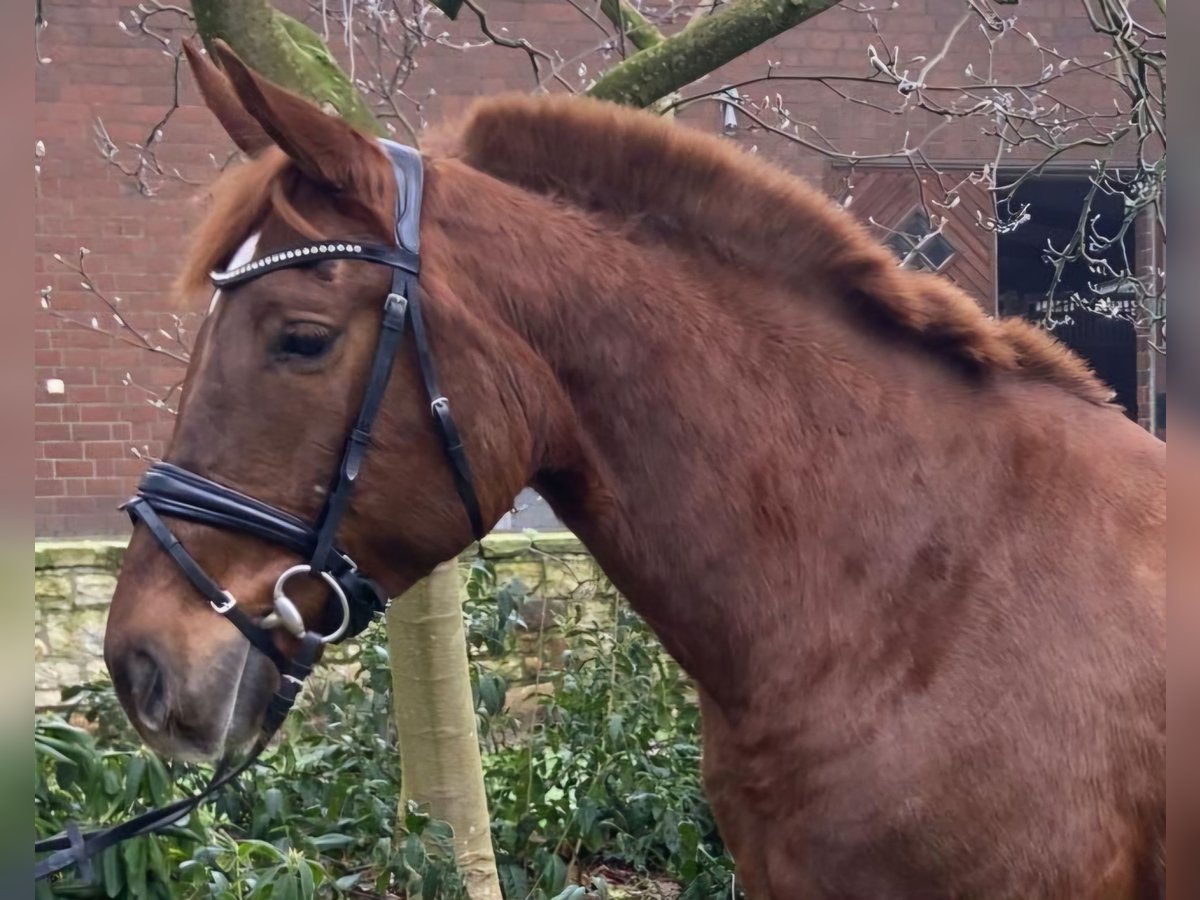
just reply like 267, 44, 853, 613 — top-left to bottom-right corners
107, 47, 1166, 900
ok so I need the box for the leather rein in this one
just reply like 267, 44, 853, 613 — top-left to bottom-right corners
34, 140, 485, 882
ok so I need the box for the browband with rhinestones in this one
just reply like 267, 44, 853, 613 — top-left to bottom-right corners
210, 241, 419, 288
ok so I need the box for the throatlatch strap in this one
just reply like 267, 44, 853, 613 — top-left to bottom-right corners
406, 283, 486, 541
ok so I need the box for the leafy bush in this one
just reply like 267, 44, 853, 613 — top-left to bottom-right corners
36, 644, 466, 899
35, 562, 738, 899
463, 564, 735, 899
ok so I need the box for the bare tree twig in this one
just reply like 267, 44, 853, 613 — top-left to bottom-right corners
40, 249, 194, 367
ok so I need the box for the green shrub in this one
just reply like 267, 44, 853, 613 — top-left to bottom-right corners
35, 562, 738, 899
35, 646, 466, 899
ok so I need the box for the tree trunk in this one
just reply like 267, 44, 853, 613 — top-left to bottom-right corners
386, 562, 502, 900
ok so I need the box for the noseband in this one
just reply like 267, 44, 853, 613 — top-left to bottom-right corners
35, 140, 485, 882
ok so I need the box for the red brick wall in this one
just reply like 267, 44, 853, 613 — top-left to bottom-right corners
34, 0, 1145, 536
36, 2, 219, 535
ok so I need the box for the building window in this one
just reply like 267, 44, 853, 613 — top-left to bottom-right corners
995, 172, 1142, 421
883, 207, 956, 272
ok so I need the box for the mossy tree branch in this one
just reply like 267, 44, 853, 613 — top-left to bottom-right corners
587, 0, 840, 109
192, 0, 383, 137
599, 0, 664, 52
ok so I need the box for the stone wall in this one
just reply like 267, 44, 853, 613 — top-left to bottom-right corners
34, 541, 124, 707
34, 532, 604, 709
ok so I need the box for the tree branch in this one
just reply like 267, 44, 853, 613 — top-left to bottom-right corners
599, 0, 664, 52
586, 0, 840, 108
192, 0, 385, 137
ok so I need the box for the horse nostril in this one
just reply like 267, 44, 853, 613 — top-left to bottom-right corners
125, 649, 170, 733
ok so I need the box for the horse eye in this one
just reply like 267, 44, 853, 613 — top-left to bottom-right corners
274, 323, 333, 360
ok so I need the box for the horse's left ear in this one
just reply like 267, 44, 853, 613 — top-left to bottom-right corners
209, 39, 379, 191
182, 39, 273, 156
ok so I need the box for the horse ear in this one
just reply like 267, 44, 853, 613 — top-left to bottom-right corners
208, 39, 377, 191
182, 39, 273, 156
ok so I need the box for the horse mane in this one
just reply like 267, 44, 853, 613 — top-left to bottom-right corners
179, 94, 1112, 407
436, 94, 1114, 407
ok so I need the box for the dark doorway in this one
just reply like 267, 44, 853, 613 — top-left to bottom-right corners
996, 173, 1138, 419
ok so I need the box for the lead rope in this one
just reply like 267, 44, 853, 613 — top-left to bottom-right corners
33, 632, 322, 882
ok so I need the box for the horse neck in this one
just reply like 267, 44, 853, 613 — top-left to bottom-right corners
425, 162, 993, 711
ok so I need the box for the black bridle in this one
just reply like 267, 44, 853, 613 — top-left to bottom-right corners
34, 140, 486, 882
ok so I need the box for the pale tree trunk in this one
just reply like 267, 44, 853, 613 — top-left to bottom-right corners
386, 562, 501, 899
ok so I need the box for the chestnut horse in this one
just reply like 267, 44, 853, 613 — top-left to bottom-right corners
102, 44, 1165, 899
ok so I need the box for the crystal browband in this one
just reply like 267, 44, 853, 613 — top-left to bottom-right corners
210, 241, 420, 287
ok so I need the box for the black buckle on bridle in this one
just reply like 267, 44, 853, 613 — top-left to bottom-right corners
35, 139, 488, 884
